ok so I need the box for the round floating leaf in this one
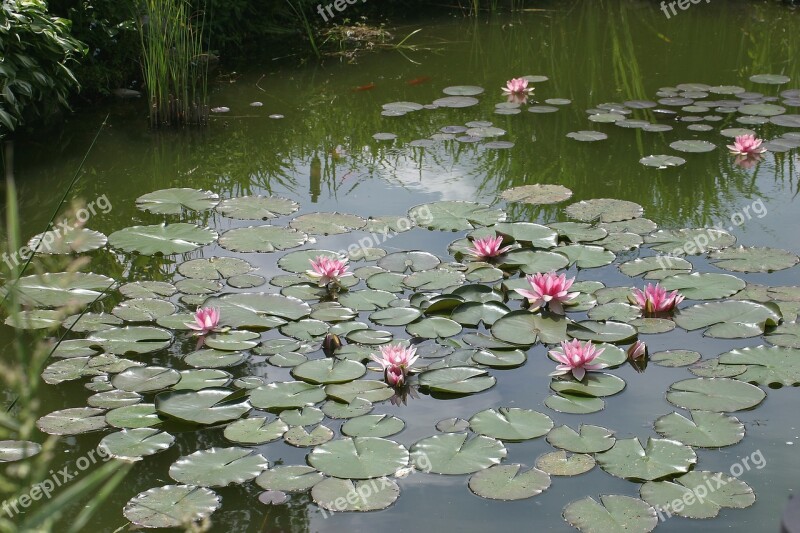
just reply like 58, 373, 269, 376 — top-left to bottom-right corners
325, 380, 394, 403
771, 114, 800, 127
308, 437, 408, 479
719, 345, 800, 386
443, 85, 484, 95
468, 464, 551, 500
669, 140, 716, 153
223, 417, 288, 444
291, 358, 366, 384
286, 425, 334, 446
106, 404, 160, 429
216, 195, 299, 220
250, 381, 326, 411
471, 348, 526, 368
550, 373, 626, 398
738, 103, 786, 116
750, 73, 791, 84
565, 199, 643, 223
436, 417, 470, 432
549, 222, 607, 243
409, 201, 505, 231
666, 378, 766, 412
689, 358, 746, 378
645, 228, 736, 255
219, 225, 307, 252
536, 451, 595, 476
113, 366, 180, 393
279, 406, 324, 426
156, 388, 250, 425
99, 428, 175, 461
290, 212, 366, 235
432, 96, 479, 108
567, 131, 608, 142
563, 495, 657, 533
556, 245, 616, 268
63, 312, 122, 333
674, 301, 781, 338
0, 440, 41, 462
468, 408, 553, 441
406, 317, 462, 339
650, 350, 701, 367
654, 411, 744, 447
136, 188, 219, 214
205, 330, 260, 351
205, 292, 309, 328
321, 398, 373, 419
418, 367, 495, 395
546, 425, 615, 453
410, 433, 506, 475
377, 251, 440, 272
403, 270, 465, 291
640, 471, 754, 519
766, 322, 800, 348
660, 272, 744, 300
87, 390, 142, 409
545, 393, 605, 414
567, 321, 637, 344
491, 311, 568, 345
123, 485, 220, 528
342, 414, 405, 438
369, 307, 422, 326
36, 407, 106, 435
640, 155, 686, 168
477, 222, 558, 248
109, 223, 217, 255
88, 326, 172, 355
596, 437, 697, 481
501, 184, 573, 205
178, 257, 252, 280
112, 298, 176, 322
10, 272, 114, 308
708, 246, 799, 273
28, 227, 107, 254
256, 465, 323, 492
312, 477, 399, 512
170, 447, 268, 487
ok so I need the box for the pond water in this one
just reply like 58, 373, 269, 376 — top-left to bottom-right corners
7, 0, 800, 531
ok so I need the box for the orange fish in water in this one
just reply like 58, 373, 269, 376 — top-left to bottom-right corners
407, 76, 431, 86
352, 83, 375, 92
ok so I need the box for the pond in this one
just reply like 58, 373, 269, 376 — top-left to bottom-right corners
6, 0, 800, 531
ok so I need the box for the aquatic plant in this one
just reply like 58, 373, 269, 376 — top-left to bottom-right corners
548, 339, 607, 382
629, 283, 684, 315
465, 234, 512, 260
306, 255, 352, 287
501, 77, 533, 96
514, 272, 579, 314
727, 134, 767, 156
185, 306, 220, 334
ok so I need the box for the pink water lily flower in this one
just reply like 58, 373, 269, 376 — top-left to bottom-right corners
629, 283, 684, 315
727, 134, 766, 156
466, 235, 513, 260
307, 255, 352, 286
371, 344, 418, 373
186, 307, 220, 335
627, 340, 647, 360
502, 77, 533, 95
549, 339, 607, 381
386, 366, 406, 387
514, 271, 579, 314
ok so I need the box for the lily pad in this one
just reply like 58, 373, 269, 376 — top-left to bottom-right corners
674, 300, 781, 338
669, 140, 716, 153
546, 425, 615, 453
650, 350, 701, 367
169, 447, 268, 486
536, 451, 595, 476
291, 358, 366, 384
11, 272, 114, 308
178, 257, 252, 279
98, 428, 175, 461
136, 188, 219, 214
595, 437, 697, 481
468, 464, 551, 501
410, 433, 506, 475
155, 388, 250, 425
308, 437, 408, 479
545, 393, 605, 414
645, 228, 736, 255
216, 195, 299, 220
563, 495, 657, 533
640, 471, 755, 519
708, 246, 799, 273
250, 381, 326, 411
312, 477, 399, 512
468, 408, 553, 441
719, 345, 800, 386
256, 465, 324, 492
223, 417, 288, 444
409, 201, 506, 231
418, 367, 496, 395
654, 411, 744, 447
666, 378, 766, 411
565, 199, 643, 223
28, 227, 107, 254
36, 407, 107, 435
501, 184, 573, 205
219, 225, 307, 252
290, 213, 366, 235
123, 485, 220, 528
109, 223, 217, 255
639, 155, 686, 168
341, 415, 405, 438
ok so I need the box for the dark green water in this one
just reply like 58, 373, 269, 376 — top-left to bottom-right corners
7, 0, 800, 531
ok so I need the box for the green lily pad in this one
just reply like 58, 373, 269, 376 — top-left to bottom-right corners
502, 250, 570, 274
567, 321, 637, 344
675, 300, 781, 338
219, 225, 307, 252
345, 328, 392, 344
468, 464, 551, 500
136, 188, 219, 214
325, 380, 394, 403
619, 256, 692, 280
409, 201, 505, 231
739, 103, 786, 116
205, 330, 260, 351
341, 414, 405, 438
708, 246, 799, 273
88, 326, 172, 355
654, 411, 744, 447
290, 212, 366, 235
250, 381, 326, 411
308, 437, 408, 479
36, 407, 107, 435
311, 477, 399, 512
377, 251, 440, 272
596, 437, 697, 481
184, 349, 248, 369
410, 433, 506, 475
99, 428, 175, 461
535, 451, 595, 476
556, 245, 616, 268
546, 425, 615, 453
170, 447, 268, 487
565, 199, 643, 223
112, 366, 180, 393
119, 281, 177, 299
689, 358, 747, 378
291, 358, 366, 384
645, 228, 736, 255
659, 272, 744, 300
223, 417, 288, 444
205, 292, 309, 328
87, 390, 142, 409
549, 222, 608, 243
106, 403, 160, 429
640, 155, 686, 168
468, 408, 553, 441
256, 465, 324, 492
406, 317, 462, 339
279, 406, 324, 426
501, 184, 573, 205
28, 227, 107, 254
666, 378, 766, 411
63, 312, 123, 332
9, 272, 114, 308
112, 298, 176, 322
216, 195, 299, 220
155, 388, 250, 425
640, 471, 755, 519
178, 257, 252, 280
418, 367, 495, 395
650, 350, 701, 367
766, 321, 800, 348
109, 223, 217, 255
321, 398, 373, 419
567, 131, 608, 142
369, 307, 423, 326
563, 495, 657, 533
492, 311, 569, 345
545, 393, 605, 414
587, 303, 640, 323
669, 140, 716, 153
123, 485, 220, 528
551, 373, 626, 398
719, 345, 800, 386
403, 270, 465, 291
0, 440, 41, 462
750, 73, 791, 84
471, 348, 526, 368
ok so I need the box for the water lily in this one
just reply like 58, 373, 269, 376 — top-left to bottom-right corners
385, 366, 406, 387
727, 134, 766, 156
627, 340, 647, 360
549, 339, 607, 381
371, 343, 418, 373
466, 235, 513, 260
307, 255, 352, 286
514, 271, 579, 313
629, 283, 684, 315
502, 77, 533, 95
185, 307, 220, 335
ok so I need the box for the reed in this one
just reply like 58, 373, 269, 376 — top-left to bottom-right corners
137, 0, 209, 127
